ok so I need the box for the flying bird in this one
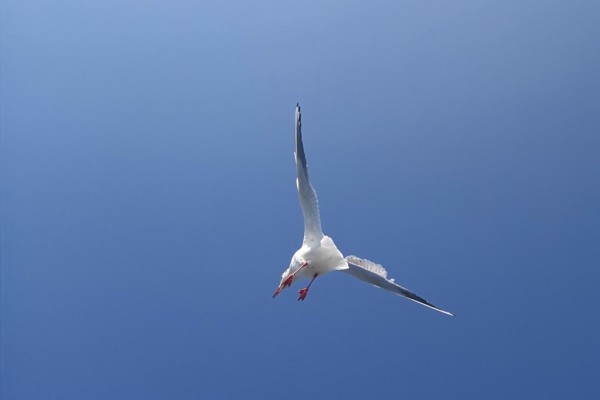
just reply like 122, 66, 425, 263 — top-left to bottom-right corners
272, 104, 453, 316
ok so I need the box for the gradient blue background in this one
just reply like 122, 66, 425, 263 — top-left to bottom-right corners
2, 1, 599, 399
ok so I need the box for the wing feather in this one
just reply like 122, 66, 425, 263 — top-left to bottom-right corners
295, 104, 323, 245
342, 256, 454, 316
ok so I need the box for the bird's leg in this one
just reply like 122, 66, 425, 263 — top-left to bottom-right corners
282, 261, 308, 287
286, 261, 307, 286
298, 273, 318, 301
272, 262, 308, 299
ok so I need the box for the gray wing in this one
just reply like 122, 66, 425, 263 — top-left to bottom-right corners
341, 256, 454, 316
295, 104, 324, 245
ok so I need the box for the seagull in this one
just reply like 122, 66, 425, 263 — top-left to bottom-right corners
272, 104, 454, 316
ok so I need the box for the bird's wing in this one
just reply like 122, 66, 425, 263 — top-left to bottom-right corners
295, 104, 324, 245
341, 256, 454, 316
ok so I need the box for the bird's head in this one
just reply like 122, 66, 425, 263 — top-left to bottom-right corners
272, 268, 294, 299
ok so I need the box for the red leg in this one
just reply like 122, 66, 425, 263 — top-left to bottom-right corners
272, 262, 308, 299
284, 262, 308, 287
298, 273, 318, 301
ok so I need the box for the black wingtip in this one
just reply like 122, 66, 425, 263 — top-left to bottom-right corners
296, 104, 301, 124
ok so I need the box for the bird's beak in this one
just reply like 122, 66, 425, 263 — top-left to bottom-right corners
272, 286, 283, 299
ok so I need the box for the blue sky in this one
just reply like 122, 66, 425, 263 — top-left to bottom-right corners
1, 1, 599, 399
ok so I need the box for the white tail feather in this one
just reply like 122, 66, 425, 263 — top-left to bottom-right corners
345, 256, 388, 279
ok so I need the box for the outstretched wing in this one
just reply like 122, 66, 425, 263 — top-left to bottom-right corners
295, 104, 324, 245
342, 256, 454, 316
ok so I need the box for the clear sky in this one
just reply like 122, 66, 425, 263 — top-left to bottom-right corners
2, 1, 599, 399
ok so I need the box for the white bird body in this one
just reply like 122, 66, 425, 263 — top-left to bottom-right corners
273, 104, 453, 316
289, 236, 347, 280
